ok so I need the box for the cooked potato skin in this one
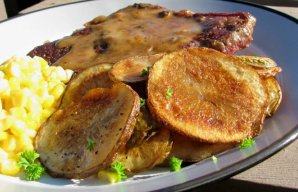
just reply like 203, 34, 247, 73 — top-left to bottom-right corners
115, 127, 172, 173
35, 64, 140, 179
147, 47, 269, 143
109, 53, 164, 83
169, 132, 236, 162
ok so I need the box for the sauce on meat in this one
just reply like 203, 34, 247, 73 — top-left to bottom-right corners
56, 5, 203, 70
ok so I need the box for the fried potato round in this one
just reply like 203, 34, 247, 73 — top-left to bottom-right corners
169, 132, 236, 162
35, 70, 140, 179
147, 47, 268, 143
109, 53, 164, 83
234, 56, 282, 78
264, 77, 282, 116
113, 106, 172, 173
61, 64, 113, 107
114, 128, 172, 173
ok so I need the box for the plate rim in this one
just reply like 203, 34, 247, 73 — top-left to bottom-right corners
1, 0, 298, 25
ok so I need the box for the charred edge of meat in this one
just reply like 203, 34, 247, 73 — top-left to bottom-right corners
192, 12, 255, 54
27, 41, 70, 65
174, 11, 255, 54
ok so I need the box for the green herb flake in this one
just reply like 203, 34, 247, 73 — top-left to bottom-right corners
211, 155, 217, 163
17, 150, 45, 181
141, 67, 149, 77
140, 98, 146, 107
87, 138, 96, 151
166, 87, 173, 99
169, 156, 183, 172
239, 138, 255, 149
111, 162, 127, 181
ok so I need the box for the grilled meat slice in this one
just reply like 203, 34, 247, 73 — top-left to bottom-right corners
28, 3, 256, 71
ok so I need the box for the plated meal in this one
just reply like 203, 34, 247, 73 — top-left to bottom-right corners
0, 1, 285, 187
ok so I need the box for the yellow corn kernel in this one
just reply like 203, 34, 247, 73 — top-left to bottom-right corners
0, 132, 8, 141
0, 158, 20, 176
0, 79, 9, 96
35, 82, 48, 96
25, 96, 42, 114
97, 170, 120, 183
0, 115, 13, 131
0, 109, 8, 119
24, 114, 39, 130
9, 107, 27, 120
27, 59, 42, 72
16, 135, 33, 152
65, 69, 74, 83
50, 83, 65, 99
42, 95, 55, 109
36, 56, 48, 70
10, 89, 28, 108
23, 128, 36, 138
8, 77, 20, 90
0, 99, 2, 110
10, 120, 26, 137
53, 66, 67, 82
31, 71, 43, 84
1, 134, 17, 152
41, 108, 55, 122
0, 147, 8, 159
4, 61, 21, 78
0, 71, 5, 79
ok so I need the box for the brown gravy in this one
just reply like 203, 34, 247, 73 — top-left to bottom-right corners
56, 5, 203, 70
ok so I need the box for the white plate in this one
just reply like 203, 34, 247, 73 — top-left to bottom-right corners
0, 0, 297, 191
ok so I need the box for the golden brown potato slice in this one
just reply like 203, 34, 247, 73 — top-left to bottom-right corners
35, 82, 140, 179
113, 106, 172, 173
234, 56, 281, 78
147, 47, 268, 143
61, 64, 113, 107
109, 54, 164, 83
234, 55, 278, 68
169, 132, 236, 162
265, 77, 282, 116
114, 128, 172, 173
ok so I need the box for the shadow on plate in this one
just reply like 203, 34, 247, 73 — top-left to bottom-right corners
194, 178, 298, 192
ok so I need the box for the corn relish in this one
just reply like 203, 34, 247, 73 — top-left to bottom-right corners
0, 56, 73, 176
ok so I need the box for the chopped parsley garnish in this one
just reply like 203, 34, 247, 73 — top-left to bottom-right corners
140, 98, 146, 107
111, 162, 127, 181
17, 150, 45, 181
169, 156, 183, 171
141, 67, 149, 77
211, 155, 217, 163
87, 138, 96, 151
239, 138, 255, 149
166, 87, 173, 99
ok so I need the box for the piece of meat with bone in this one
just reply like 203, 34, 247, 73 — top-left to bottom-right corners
28, 3, 256, 71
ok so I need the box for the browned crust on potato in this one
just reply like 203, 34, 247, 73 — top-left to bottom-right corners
35, 81, 140, 179
147, 47, 268, 143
